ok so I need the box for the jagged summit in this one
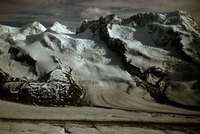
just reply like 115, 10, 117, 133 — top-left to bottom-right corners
0, 11, 200, 112
78, 11, 199, 36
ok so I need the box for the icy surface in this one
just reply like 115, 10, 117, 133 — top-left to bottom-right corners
0, 11, 200, 113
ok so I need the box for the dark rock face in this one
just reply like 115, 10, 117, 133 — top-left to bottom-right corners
9, 46, 37, 67
9, 46, 38, 75
0, 68, 84, 106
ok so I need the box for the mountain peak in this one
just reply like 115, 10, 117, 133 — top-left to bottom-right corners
48, 22, 74, 34
22, 21, 46, 35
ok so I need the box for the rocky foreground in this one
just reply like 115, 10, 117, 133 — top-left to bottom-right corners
0, 99, 200, 134
0, 11, 200, 114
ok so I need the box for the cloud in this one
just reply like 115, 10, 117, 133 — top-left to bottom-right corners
0, 0, 199, 28
81, 7, 111, 20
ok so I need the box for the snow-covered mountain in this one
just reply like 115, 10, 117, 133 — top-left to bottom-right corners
0, 11, 200, 113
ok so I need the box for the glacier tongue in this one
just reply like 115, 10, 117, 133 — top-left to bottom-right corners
0, 11, 200, 113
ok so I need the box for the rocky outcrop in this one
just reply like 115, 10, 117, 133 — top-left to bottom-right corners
0, 68, 84, 106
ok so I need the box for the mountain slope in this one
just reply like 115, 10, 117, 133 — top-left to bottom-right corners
0, 11, 200, 114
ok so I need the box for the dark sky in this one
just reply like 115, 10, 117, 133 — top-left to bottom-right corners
0, 0, 199, 29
